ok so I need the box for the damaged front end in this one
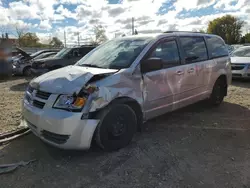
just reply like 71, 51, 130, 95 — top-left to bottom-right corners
51, 73, 113, 115
62, 70, 143, 121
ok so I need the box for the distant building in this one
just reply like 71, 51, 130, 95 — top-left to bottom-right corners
0, 38, 18, 46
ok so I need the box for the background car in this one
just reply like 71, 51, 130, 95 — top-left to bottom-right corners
31, 45, 96, 76
12, 48, 59, 76
230, 46, 250, 79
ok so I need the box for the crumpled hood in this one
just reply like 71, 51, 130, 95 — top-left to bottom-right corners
231, 57, 250, 64
16, 47, 30, 58
30, 65, 118, 94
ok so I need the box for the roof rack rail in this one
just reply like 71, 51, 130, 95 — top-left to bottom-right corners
164, 31, 204, 33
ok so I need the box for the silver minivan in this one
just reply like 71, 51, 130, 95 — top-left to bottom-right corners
22, 32, 232, 151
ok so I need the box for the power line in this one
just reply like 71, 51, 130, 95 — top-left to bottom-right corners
132, 17, 135, 35
64, 30, 66, 47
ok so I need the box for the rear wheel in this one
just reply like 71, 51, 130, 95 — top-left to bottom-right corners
209, 78, 227, 106
95, 104, 137, 151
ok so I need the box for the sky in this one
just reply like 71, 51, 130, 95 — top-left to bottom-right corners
0, 0, 250, 45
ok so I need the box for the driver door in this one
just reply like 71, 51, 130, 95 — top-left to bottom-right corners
142, 38, 185, 120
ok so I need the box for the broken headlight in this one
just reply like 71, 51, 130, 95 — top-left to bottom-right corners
53, 95, 87, 111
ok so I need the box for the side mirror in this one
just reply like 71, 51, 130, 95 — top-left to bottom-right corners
141, 57, 163, 73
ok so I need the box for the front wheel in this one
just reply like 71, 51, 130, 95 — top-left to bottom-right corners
95, 104, 137, 151
208, 78, 227, 106
23, 67, 32, 77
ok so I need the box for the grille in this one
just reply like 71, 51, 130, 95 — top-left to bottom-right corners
33, 100, 45, 109
26, 86, 51, 109
36, 90, 51, 100
27, 86, 34, 93
232, 74, 242, 77
231, 64, 245, 70
41, 130, 69, 144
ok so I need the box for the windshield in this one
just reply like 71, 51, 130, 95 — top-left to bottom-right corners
54, 48, 71, 58
231, 48, 250, 57
76, 38, 152, 69
33, 53, 52, 60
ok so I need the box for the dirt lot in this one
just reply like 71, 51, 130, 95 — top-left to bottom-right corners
1, 78, 250, 188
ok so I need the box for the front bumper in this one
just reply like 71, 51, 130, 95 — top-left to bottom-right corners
22, 100, 100, 150
31, 68, 49, 76
232, 65, 250, 78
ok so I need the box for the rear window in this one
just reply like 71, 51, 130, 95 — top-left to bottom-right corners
180, 37, 208, 64
206, 36, 228, 58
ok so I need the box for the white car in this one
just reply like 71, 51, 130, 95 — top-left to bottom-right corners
230, 46, 250, 78
22, 32, 231, 151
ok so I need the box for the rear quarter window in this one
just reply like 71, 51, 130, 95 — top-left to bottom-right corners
206, 36, 228, 58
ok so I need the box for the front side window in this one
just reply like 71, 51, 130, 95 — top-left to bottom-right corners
180, 37, 208, 63
79, 47, 95, 57
149, 40, 180, 65
76, 37, 152, 69
54, 48, 72, 58
206, 36, 228, 58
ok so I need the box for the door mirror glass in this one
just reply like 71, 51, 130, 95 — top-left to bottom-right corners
141, 57, 163, 73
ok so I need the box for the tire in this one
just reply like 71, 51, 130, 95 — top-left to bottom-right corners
95, 104, 137, 151
23, 67, 31, 77
209, 78, 226, 106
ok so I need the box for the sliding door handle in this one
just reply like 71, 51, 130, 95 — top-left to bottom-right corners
176, 70, 184, 75
188, 68, 194, 73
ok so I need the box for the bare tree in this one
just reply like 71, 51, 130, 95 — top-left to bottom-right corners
91, 25, 108, 45
14, 24, 28, 47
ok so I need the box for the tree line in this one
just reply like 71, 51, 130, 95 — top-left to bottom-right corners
206, 15, 249, 44
0, 24, 108, 48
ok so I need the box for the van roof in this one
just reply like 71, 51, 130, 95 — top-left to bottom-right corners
120, 31, 221, 40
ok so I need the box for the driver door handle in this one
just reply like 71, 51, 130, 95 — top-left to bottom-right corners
176, 70, 184, 75
188, 68, 194, 73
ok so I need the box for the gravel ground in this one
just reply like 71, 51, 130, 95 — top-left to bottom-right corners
0, 77, 30, 133
0, 78, 250, 187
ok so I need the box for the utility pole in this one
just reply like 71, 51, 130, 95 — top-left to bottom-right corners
64, 30, 66, 48
132, 17, 135, 35
77, 32, 80, 46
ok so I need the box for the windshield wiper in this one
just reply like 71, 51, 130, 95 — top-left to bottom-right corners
82, 64, 104, 68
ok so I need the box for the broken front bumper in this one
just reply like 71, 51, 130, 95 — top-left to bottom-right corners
22, 100, 100, 150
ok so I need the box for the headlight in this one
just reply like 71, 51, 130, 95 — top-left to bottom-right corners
13, 63, 20, 68
53, 95, 87, 111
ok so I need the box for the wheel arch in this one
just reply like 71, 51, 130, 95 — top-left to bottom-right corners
23, 65, 31, 72
90, 96, 144, 132
214, 74, 228, 96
